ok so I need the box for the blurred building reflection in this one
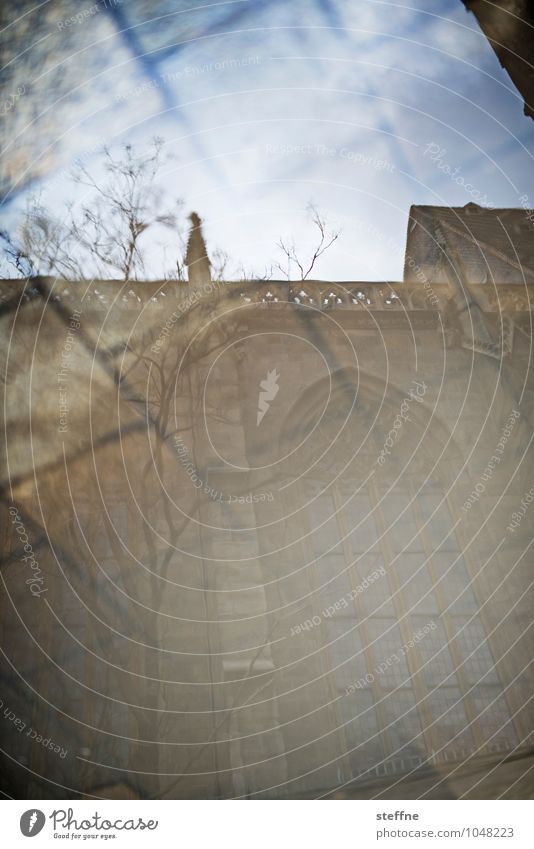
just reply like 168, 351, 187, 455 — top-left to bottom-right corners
1, 203, 532, 798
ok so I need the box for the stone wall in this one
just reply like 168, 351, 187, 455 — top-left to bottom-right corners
1, 275, 533, 798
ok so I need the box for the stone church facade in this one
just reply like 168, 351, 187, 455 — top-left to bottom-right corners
0, 203, 533, 799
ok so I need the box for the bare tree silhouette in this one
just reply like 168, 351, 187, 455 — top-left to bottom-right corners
1, 139, 183, 282
275, 202, 341, 281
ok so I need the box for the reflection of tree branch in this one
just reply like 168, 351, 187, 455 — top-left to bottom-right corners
157, 612, 283, 799
1, 141, 183, 282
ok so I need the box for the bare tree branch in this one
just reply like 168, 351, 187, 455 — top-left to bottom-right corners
275, 202, 341, 281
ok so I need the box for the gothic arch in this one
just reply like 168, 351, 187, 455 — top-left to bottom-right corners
279, 366, 462, 484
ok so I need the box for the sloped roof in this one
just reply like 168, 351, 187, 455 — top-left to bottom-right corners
404, 203, 534, 285
462, 0, 534, 120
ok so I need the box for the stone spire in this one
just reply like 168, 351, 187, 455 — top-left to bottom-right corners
185, 212, 211, 286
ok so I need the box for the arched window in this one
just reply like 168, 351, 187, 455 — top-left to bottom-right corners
267, 369, 517, 790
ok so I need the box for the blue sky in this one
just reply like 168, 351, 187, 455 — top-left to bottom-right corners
5, 0, 534, 280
